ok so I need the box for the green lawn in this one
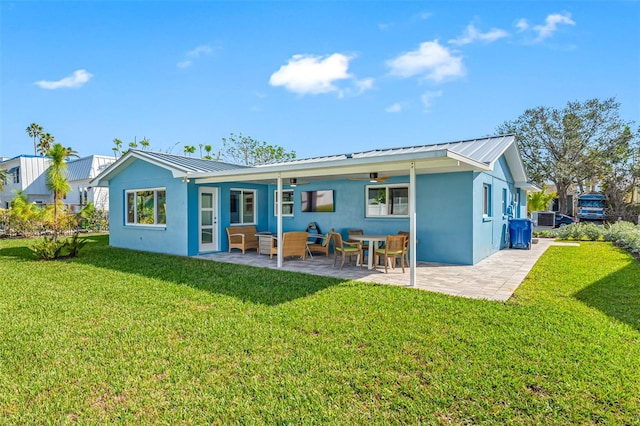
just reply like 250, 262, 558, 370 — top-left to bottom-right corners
1, 235, 638, 424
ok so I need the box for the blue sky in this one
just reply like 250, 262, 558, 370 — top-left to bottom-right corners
1, 1, 638, 160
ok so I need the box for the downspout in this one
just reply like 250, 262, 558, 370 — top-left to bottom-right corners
409, 162, 416, 287
276, 175, 283, 268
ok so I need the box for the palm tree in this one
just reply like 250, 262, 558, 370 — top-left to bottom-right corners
183, 145, 196, 157
112, 138, 123, 158
38, 133, 55, 156
0, 168, 7, 191
203, 144, 213, 160
140, 137, 150, 150
46, 143, 79, 239
26, 123, 43, 155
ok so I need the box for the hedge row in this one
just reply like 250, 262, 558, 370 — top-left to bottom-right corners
543, 221, 640, 255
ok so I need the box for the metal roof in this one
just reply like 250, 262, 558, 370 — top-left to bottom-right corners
93, 135, 534, 190
65, 155, 116, 181
261, 135, 515, 168
136, 150, 246, 173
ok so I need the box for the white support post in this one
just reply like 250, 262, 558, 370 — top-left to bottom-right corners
409, 162, 417, 287
277, 175, 283, 268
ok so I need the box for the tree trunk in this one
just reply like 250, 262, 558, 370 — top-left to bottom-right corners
555, 183, 569, 215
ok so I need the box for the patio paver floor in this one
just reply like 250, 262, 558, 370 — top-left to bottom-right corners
195, 238, 564, 301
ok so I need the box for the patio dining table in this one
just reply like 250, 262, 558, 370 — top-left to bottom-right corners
348, 234, 388, 270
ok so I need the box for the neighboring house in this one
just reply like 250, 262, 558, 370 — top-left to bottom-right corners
65, 155, 116, 212
0, 154, 115, 211
92, 135, 537, 268
0, 155, 53, 208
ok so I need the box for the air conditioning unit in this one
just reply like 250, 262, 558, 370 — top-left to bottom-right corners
531, 211, 555, 229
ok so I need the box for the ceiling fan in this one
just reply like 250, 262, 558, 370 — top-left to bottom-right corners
350, 172, 391, 183
286, 178, 309, 187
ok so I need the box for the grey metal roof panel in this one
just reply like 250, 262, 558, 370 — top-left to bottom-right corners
133, 150, 248, 173
261, 135, 515, 167
65, 156, 93, 181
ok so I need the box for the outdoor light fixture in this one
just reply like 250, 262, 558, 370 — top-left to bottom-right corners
369, 173, 378, 183
289, 178, 297, 187
182, 176, 190, 183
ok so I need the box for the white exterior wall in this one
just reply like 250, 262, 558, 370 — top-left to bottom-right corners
0, 156, 53, 208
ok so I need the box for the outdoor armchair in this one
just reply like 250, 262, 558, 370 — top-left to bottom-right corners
270, 231, 309, 260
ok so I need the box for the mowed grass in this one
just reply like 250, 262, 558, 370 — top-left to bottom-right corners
0, 236, 638, 424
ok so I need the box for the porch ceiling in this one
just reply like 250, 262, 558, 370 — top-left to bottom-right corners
193, 150, 489, 185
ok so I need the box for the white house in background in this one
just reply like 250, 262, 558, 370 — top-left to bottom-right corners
0, 155, 52, 208
65, 155, 115, 212
0, 154, 115, 211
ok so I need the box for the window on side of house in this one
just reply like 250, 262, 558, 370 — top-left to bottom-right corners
366, 185, 409, 217
125, 188, 167, 226
483, 183, 491, 217
274, 189, 294, 217
12, 167, 20, 184
230, 189, 256, 225
502, 188, 508, 216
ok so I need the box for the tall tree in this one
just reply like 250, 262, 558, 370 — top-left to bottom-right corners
221, 133, 296, 166
183, 145, 196, 156
496, 98, 635, 214
112, 138, 123, 158
46, 143, 78, 239
203, 144, 214, 160
0, 168, 7, 190
139, 137, 151, 150
26, 123, 43, 155
38, 133, 55, 156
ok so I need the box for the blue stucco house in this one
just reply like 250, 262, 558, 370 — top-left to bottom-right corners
92, 135, 536, 272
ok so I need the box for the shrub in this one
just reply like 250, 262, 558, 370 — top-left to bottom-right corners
554, 222, 604, 241
31, 232, 87, 260
603, 221, 640, 254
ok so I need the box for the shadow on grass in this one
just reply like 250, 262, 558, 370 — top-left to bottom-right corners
66, 235, 345, 306
574, 262, 640, 332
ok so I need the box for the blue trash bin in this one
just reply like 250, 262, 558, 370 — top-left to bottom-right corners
508, 218, 533, 250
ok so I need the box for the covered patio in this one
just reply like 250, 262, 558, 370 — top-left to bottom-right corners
195, 238, 559, 301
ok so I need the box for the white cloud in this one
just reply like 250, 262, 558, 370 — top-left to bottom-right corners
177, 44, 214, 69
187, 45, 213, 58
269, 53, 353, 95
385, 103, 403, 113
449, 23, 509, 46
387, 40, 464, 82
515, 18, 529, 32
421, 90, 443, 112
533, 12, 575, 41
34, 69, 93, 89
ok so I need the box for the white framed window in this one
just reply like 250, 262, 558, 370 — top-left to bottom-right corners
483, 184, 491, 217
126, 188, 166, 226
274, 189, 294, 217
502, 188, 508, 215
366, 184, 409, 217
230, 189, 255, 225
12, 167, 20, 184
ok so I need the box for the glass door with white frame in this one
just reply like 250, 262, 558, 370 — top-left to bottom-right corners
199, 187, 218, 252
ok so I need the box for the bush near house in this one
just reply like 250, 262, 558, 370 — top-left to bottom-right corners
549, 221, 640, 256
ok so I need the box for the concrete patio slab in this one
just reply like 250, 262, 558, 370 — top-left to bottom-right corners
195, 238, 564, 301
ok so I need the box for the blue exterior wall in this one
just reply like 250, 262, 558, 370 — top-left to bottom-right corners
192, 182, 270, 255
472, 156, 516, 264
258, 173, 475, 264
107, 153, 519, 265
108, 160, 189, 256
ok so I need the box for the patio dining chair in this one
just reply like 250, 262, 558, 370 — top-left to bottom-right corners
397, 231, 410, 267
374, 235, 406, 273
331, 232, 363, 270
